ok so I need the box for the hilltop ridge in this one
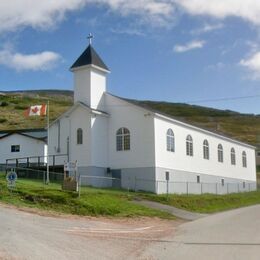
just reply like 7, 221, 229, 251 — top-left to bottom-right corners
0, 89, 259, 145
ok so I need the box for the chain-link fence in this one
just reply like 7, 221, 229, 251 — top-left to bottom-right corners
78, 175, 256, 195
0, 165, 257, 196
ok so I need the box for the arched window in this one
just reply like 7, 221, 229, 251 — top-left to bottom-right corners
203, 139, 209, 160
218, 144, 223, 163
166, 129, 175, 152
186, 135, 193, 156
116, 127, 130, 151
242, 151, 247, 168
231, 148, 236, 165
77, 128, 83, 145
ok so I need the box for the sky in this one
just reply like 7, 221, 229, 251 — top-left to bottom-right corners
0, 1, 260, 114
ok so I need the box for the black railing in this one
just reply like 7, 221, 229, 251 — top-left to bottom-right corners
5, 154, 68, 173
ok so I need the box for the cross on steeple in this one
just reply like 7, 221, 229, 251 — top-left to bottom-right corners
87, 33, 94, 45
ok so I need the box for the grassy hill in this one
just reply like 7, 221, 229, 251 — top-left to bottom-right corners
0, 90, 73, 130
0, 90, 259, 145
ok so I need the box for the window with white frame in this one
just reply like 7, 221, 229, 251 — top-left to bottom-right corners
242, 151, 247, 168
116, 127, 130, 151
11, 145, 20, 153
77, 128, 83, 145
231, 148, 236, 165
166, 129, 175, 152
186, 135, 193, 156
221, 178, 225, 186
203, 139, 209, 160
218, 144, 223, 163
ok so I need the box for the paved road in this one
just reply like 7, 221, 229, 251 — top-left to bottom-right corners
1, 204, 260, 260
141, 205, 260, 260
0, 204, 178, 260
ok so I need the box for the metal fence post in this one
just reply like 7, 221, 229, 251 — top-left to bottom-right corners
227, 183, 229, 194
186, 182, 188, 195
201, 183, 203, 194
238, 183, 240, 193
78, 175, 81, 198
134, 176, 137, 192
216, 183, 218, 195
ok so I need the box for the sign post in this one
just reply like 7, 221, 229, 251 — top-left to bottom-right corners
6, 169, 17, 192
62, 161, 78, 192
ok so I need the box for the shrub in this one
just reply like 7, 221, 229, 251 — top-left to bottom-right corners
0, 101, 8, 107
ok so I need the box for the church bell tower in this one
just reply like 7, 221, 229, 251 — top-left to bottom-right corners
70, 34, 110, 110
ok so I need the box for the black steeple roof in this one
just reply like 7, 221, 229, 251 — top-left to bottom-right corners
70, 45, 109, 71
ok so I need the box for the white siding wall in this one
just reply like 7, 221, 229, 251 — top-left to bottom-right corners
154, 116, 256, 182
73, 66, 107, 109
49, 105, 108, 168
106, 94, 155, 169
91, 116, 108, 167
0, 134, 46, 164
68, 107, 91, 167
73, 68, 91, 105
49, 106, 91, 167
90, 69, 106, 110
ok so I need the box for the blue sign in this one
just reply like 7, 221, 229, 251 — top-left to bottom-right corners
6, 170, 17, 189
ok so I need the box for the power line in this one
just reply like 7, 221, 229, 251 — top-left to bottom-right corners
184, 94, 260, 104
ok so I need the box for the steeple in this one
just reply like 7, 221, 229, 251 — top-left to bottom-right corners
70, 44, 109, 72
71, 36, 109, 109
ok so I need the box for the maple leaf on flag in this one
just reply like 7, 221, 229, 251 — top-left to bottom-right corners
24, 104, 47, 117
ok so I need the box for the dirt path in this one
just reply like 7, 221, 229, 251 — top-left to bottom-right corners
0, 204, 182, 260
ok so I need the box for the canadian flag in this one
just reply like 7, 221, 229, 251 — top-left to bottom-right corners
25, 104, 47, 117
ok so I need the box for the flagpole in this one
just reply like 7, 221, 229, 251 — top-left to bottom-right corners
46, 100, 50, 184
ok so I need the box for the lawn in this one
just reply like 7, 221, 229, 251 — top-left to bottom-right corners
1, 173, 260, 217
0, 173, 173, 219
141, 191, 260, 213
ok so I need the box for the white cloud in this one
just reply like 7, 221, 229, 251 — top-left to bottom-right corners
174, 0, 260, 26
0, 49, 61, 71
173, 40, 206, 53
240, 52, 260, 79
110, 28, 145, 36
2, 1, 260, 34
191, 23, 224, 35
0, 0, 175, 33
0, 0, 86, 33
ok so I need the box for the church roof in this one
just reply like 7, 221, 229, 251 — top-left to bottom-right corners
70, 45, 109, 71
106, 93, 255, 149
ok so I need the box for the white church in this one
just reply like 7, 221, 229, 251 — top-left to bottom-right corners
49, 41, 257, 194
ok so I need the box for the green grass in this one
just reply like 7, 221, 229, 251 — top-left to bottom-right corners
140, 191, 260, 213
0, 174, 173, 219
1, 173, 260, 217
